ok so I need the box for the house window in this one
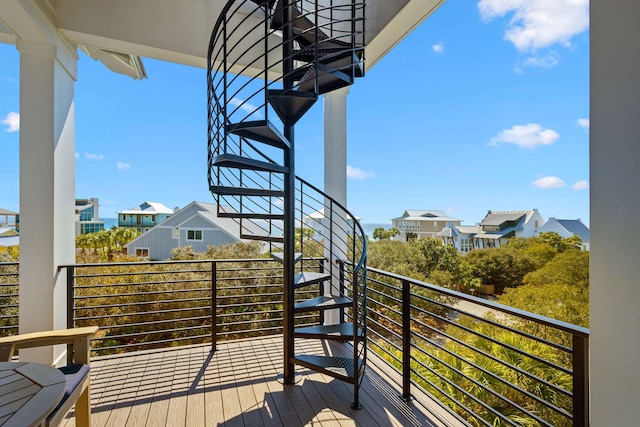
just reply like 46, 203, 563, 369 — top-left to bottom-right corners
135, 248, 149, 257
173, 228, 179, 239
187, 230, 203, 241
433, 221, 438, 230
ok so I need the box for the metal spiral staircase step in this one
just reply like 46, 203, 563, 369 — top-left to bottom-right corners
294, 295, 352, 313
217, 211, 284, 221
294, 323, 363, 341
293, 354, 364, 383
270, 252, 302, 264
295, 63, 352, 95
294, 271, 330, 289
209, 185, 284, 198
213, 153, 288, 173
270, 2, 314, 32
226, 120, 290, 149
267, 89, 317, 125
241, 233, 284, 244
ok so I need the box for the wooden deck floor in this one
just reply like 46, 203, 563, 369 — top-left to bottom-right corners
62, 336, 464, 427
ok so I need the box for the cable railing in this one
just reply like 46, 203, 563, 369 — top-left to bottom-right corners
0, 262, 19, 336
365, 266, 589, 427
54, 258, 328, 356
3, 258, 588, 426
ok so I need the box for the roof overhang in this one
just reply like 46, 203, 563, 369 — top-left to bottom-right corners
0, 0, 446, 78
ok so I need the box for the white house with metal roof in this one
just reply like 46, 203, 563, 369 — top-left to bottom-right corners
537, 218, 590, 251
124, 201, 259, 260
118, 201, 175, 233
437, 222, 480, 253
473, 209, 545, 249
391, 210, 462, 241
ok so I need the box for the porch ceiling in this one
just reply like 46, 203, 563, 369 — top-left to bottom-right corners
0, 0, 445, 73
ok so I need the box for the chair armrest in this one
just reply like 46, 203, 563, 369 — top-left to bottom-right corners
0, 326, 99, 363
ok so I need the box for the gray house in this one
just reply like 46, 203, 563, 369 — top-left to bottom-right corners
124, 201, 253, 260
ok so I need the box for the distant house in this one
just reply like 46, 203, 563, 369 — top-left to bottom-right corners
0, 227, 19, 254
124, 201, 257, 260
0, 208, 19, 231
118, 201, 175, 233
75, 198, 105, 235
473, 209, 545, 249
437, 222, 481, 254
537, 218, 590, 251
391, 210, 462, 241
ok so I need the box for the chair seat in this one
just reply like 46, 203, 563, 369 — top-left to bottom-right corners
50, 364, 90, 415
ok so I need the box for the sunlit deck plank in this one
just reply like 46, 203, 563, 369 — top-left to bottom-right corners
79, 336, 464, 427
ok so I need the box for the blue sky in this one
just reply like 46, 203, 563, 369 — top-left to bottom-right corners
0, 0, 589, 226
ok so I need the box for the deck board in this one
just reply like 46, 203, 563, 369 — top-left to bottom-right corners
61, 336, 464, 426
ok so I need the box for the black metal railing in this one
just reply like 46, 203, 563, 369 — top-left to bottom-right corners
3, 259, 588, 425
0, 262, 19, 336
366, 267, 589, 427
56, 258, 326, 355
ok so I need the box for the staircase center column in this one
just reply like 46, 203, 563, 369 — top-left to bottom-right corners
323, 86, 349, 325
17, 38, 77, 364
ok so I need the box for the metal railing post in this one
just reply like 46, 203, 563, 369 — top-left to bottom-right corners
402, 279, 411, 401
573, 333, 589, 426
212, 261, 217, 353
66, 266, 75, 365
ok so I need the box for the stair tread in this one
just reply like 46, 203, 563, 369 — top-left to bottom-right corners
270, 252, 303, 263
293, 354, 363, 381
217, 211, 283, 220
213, 153, 287, 174
294, 323, 363, 340
296, 64, 352, 95
267, 90, 317, 125
241, 233, 284, 243
226, 120, 290, 149
209, 185, 284, 197
294, 271, 330, 289
294, 295, 351, 313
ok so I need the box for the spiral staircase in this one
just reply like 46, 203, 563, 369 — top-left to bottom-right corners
207, 0, 367, 408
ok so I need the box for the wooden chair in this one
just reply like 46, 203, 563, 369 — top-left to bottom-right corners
0, 326, 99, 426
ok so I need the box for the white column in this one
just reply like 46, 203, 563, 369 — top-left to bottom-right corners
591, 1, 640, 425
323, 87, 349, 325
17, 39, 77, 364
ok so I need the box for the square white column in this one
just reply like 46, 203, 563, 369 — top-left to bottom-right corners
17, 39, 77, 364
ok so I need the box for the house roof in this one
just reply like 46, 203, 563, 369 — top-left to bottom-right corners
392, 210, 461, 222
547, 218, 591, 242
0, 236, 19, 247
479, 211, 531, 226
0, 228, 18, 237
120, 201, 174, 215
0, 208, 18, 216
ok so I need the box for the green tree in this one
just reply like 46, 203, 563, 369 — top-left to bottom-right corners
372, 227, 399, 241
461, 248, 536, 293
499, 250, 590, 327
538, 231, 583, 252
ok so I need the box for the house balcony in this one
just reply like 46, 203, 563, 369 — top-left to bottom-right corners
0, 259, 589, 426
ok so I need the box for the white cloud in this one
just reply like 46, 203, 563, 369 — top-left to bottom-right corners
572, 180, 589, 190
85, 152, 104, 160
478, 0, 589, 51
577, 118, 589, 129
102, 199, 115, 205
489, 123, 559, 148
229, 98, 263, 118
447, 207, 458, 213
1, 112, 19, 132
522, 53, 560, 69
75, 152, 80, 159
432, 43, 445, 54
533, 176, 565, 188
116, 162, 131, 171
347, 165, 374, 180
